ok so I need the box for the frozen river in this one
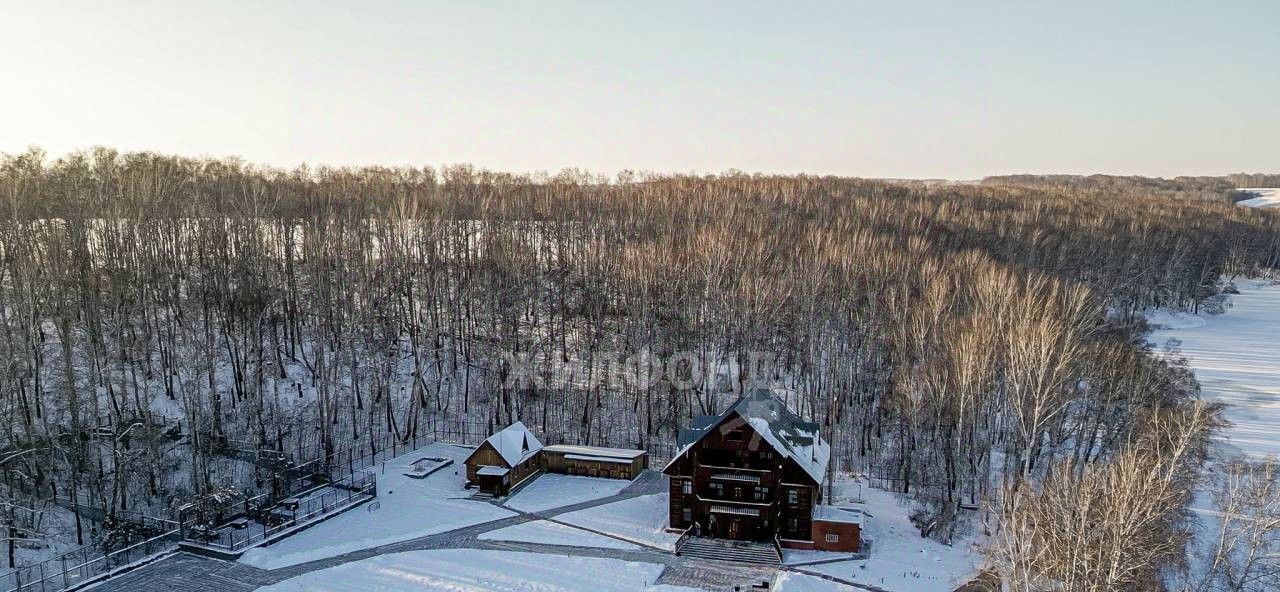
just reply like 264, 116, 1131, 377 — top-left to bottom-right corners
1147, 277, 1280, 459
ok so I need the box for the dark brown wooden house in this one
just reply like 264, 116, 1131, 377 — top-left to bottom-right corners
664, 388, 860, 553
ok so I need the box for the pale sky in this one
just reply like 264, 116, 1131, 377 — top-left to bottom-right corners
2, 1, 1277, 179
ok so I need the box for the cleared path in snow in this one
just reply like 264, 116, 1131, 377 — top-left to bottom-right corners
86, 467, 896, 592
85, 469, 781, 592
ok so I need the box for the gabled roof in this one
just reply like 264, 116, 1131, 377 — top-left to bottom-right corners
471, 421, 543, 468
665, 388, 831, 485
677, 414, 721, 449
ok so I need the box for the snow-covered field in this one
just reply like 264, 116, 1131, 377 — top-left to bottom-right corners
503, 474, 632, 513
1147, 278, 1280, 459
1236, 188, 1280, 208
555, 493, 681, 551
479, 520, 640, 550
797, 477, 982, 591
239, 443, 514, 569
252, 549, 697, 592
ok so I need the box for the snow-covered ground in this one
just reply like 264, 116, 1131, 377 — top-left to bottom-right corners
796, 477, 981, 591
1236, 188, 1280, 208
7, 503, 85, 570
479, 520, 640, 550
555, 493, 681, 551
772, 572, 860, 591
782, 549, 859, 566
239, 443, 514, 569
504, 474, 632, 513
251, 549, 699, 592
1147, 278, 1280, 459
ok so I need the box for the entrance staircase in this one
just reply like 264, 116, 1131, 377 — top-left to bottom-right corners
676, 536, 781, 565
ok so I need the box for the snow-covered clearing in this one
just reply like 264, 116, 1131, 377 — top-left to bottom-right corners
1236, 188, 1280, 208
796, 477, 981, 591
555, 493, 681, 551
503, 474, 632, 513
238, 442, 514, 569
1147, 278, 1280, 459
478, 520, 640, 549
251, 549, 699, 592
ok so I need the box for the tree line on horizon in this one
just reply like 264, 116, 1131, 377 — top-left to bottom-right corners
1, 147, 1278, 589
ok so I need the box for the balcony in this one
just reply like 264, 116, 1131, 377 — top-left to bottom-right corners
710, 468, 765, 483
696, 493, 774, 507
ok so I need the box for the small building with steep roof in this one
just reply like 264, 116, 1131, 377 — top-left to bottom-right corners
464, 421, 544, 496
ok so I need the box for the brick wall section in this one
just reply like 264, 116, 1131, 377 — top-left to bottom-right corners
811, 519, 860, 552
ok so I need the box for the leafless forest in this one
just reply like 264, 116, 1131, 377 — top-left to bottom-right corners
2, 148, 1280, 589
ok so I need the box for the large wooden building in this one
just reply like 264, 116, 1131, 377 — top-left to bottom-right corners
663, 388, 861, 553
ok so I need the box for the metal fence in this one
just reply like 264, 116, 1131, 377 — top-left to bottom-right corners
328, 434, 436, 477
272, 433, 438, 483
0, 532, 177, 592
1, 435, 433, 592
185, 472, 377, 553
865, 463, 981, 505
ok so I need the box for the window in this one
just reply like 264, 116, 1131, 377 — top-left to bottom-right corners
788, 517, 799, 532
710, 482, 724, 497
725, 430, 743, 442
754, 486, 768, 501
787, 489, 799, 505
825, 533, 840, 543
682, 507, 692, 524
681, 480, 693, 495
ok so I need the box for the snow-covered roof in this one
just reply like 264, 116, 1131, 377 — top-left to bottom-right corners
812, 505, 863, 525
664, 388, 831, 485
476, 465, 510, 477
562, 453, 633, 465
542, 444, 646, 460
481, 421, 544, 467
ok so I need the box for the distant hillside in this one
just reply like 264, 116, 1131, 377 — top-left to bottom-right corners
981, 174, 1238, 202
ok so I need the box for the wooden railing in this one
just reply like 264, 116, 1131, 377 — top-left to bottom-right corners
673, 525, 694, 555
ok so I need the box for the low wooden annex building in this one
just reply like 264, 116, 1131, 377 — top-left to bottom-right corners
463, 421, 543, 496
465, 423, 648, 497
663, 388, 860, 553
541, 444, 648, 480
